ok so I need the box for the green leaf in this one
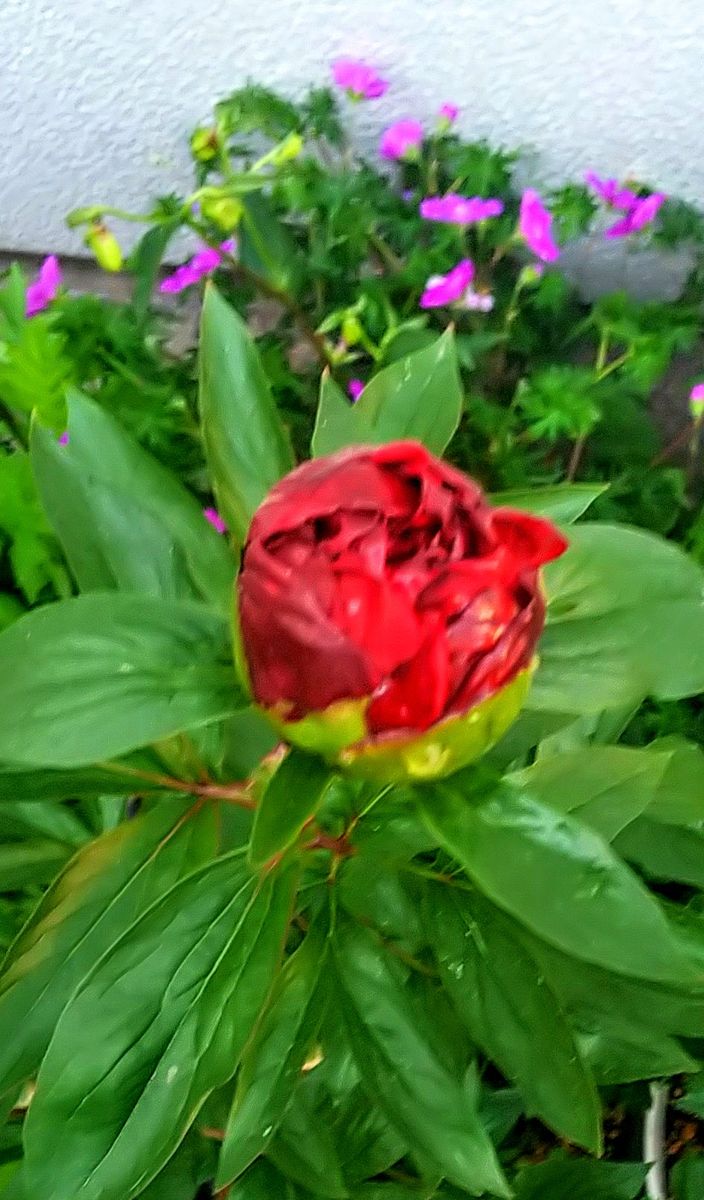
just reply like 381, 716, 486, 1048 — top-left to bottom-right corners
269, 1084, 349, 1198
0, 314, 70, 429
31, 389, 234, 611
216, 924, 330, 1186
489, 483, 606, 524
0, 753, 174, 803
0, 594, 238, 767
0, 800, 216, 1104
0, 840, 72, 890
24, 855, 298, 1200
423, 883, 600, 1150
511, 745, 674, 842
615, 817, 704, 888
239, 193, 303, 293
312, 330, 462, 457
672, 1156, 704, 1200
417, 774, 697, 983
229, 1159, 302, 1200
0, 452, 68, 604
249, 750, 334, 868
333, 921, 508, 1197
129, 222, 179, 322
535, 524, 704, 712
513, 1156, 646, 1200
199, 285, 295, 542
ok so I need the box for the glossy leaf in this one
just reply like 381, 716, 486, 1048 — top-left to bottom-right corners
672, 1156, 704, 1200
423, 883, 600, 1150
0, 594, 238, 767
0, 752, 176, 804
25, 855, 298, 1200
513, 1157, 645, 1200
199, 285, 294, 542
333, 921, 508, 1197
31, 389, 234, 611
230, 1159, 302, 1200
269, 1085, 349, 1198
249, 750, 334, 868
535, 523, 704, 712
239, 193, 303, 293
490, 483, 606, 523
615, 817, 704, 889
312, 330, 462, 457
217, 924, 330, 1186
0, 800, 216, 1104
417, 775, 697, 983
511, 745, 674, 841
0, 840, 72, 890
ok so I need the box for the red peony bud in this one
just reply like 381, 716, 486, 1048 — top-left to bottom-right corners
237, 441, 568, 781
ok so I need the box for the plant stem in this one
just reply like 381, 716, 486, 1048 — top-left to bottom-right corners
566, 330, 612, 482
643, 1081, 668, 1200
221, 251, 333, 369
0, 402, 27, 450
650, 420, 695, 467
98, 761, 256, 808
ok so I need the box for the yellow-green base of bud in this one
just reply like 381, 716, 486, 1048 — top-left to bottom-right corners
263, 662, 536, 784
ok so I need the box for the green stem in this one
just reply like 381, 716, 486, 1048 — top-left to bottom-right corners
0, 402, 27, 449
566, 330, 612, 481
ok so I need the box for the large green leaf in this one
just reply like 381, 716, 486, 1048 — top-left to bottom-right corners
672, 1156, 704, 1200
31, 389, 234, 611
510, 745, 676, 841
0, 800, 216, 1105
0, 594, 239, 767
333, 921, 508, 1197
216, 924, 330, 1186
490, 483, 606, 523
423, 883, 600, 1150
249, 750, 334, 868
0, 751, 177, 803
24, 855, 298, 1200
239, 193, 303, 293
199, 285, 294, 542
534, 524, 704, 712
269, 1085, 349, 1198
513, 1157, 645, 1200
616, 817, 704, 889
417, 775, 697, 983
312, 330, 462, 457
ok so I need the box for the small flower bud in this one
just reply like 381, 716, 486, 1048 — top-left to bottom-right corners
270, 132, 304, 166
190, 127, 220, 162
689, 383, 704, 423
201, 195, 244, 231
84, 223, 123, 272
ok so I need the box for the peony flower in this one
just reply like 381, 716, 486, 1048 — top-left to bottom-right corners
420, 259, 475, 309
584, 171, 638, 210
689, 383, 704, 421
203, 506, 227, 534
605, 192, 666, 239
518, 189, 560, 263
160, 240, 234, 294
237, 441, 567, 781
420, 193, 504, 224
380, 119, 424, 161
347, 379, 365, 402
438, 103, 459, 125
331, 58, 388, 100
25, 256, 62, 317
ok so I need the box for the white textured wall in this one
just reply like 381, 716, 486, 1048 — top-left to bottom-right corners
2, 0, 704, 255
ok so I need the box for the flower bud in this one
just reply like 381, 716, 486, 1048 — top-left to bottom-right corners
237, 441, 568, 783
84, 223, 123, 272
190, 126, 220, 162
201, 195, 244, 231
270, 132, 304, 166
341, 314, 364, 346
689, 383, 704, 423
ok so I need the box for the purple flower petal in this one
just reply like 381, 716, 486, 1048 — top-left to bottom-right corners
58, 431, 70, 446
203, 506, 227, 535
584, 171, 638, 210
159, 242, 230, 294
347, 379, 365, 402
438, 103, 459, 124
690, 382, 704, 419
331, 58, 388, 99
379, 120, 424, 161
420, 258, 475, 308
420, 193, 504, 225
604, 191, 666, 239
26, 255, 62, 317
519, 189, 560, 263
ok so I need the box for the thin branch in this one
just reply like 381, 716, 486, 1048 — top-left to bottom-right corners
650, 420, 695, 468
643, 1080, 669, 1200
98, 761, 256, 808
221, 253, 333, 369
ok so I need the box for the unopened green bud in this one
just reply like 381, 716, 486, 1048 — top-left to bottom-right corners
190, 127, 220, 163
84, 223, 123, 272
271, 132, 304, 166
341, 315, 363, 346
201, 195, 244, 231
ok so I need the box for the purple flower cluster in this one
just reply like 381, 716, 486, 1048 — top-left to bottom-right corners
420, 193, 504, 225
585, 171, 665, 238
332, 58, 388, 100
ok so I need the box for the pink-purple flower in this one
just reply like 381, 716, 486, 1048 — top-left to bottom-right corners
380, 120, 424, 161
347, 379, 365, 402
584, 171, 638, 211
58, 431, 70, 446
203, 506, 227, 534
438, 103, 459, 125
160, 240, 235, 295
689, 382, 704, 420
462, 288, 494, 313
25, 255, 62, 317
519, 189, 560, 263
331, 58, 388, 100
420, 193, 504, 224
420, 258, 475, 309
605, 192, 666, 239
